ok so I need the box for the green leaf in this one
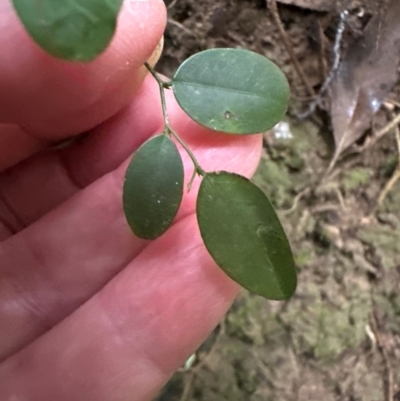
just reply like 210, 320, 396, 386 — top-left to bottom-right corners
196, 172, 297, 300
172, 48, 290, 135
123, 135, 184, 240
12, 0, 123, 61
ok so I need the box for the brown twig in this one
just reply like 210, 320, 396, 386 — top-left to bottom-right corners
318, 19, 328, 81
266, 0, 315, 97
369, 311, 394, 401
167, 0, 179, 9
178, 370, 196, 401
324, 109, 400, 182
363, 112, 400, 152
279, 187, 311, 216
167, 19, 198, 39
374, 119, 400, 211
178, 322, 226, 401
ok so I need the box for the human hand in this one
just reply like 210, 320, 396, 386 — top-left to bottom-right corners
0, 1, 261, 400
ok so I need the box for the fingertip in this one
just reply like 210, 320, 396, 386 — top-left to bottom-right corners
0, 0, 167, 138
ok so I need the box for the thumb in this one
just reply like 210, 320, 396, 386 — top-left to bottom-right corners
0, 0, 166, 139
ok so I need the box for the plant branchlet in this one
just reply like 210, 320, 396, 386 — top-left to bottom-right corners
14, 0, 298, 300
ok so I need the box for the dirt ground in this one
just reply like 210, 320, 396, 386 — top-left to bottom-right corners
155, 1, 400, 400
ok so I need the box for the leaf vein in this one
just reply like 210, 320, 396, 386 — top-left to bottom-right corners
174, 81, 270, 101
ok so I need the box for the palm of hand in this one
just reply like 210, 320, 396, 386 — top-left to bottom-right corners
0, 1, 261, 400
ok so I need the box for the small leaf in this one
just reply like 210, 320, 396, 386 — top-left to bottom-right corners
172, 48, 290, 134
123, 135, 184, 240
197, 172, 296, 300
12, 0, 123, 61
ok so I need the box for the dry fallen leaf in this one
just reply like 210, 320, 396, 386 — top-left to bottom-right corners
276, 0, 334, 11
328, 0, 400, 172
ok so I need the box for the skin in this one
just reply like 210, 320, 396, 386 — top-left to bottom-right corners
0, 1, 262, 400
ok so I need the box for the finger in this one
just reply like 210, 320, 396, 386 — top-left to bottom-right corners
0, 125, 46, 171
0, 215, 238, 401
0, 128, 261, 360
0, 0, 166, 138
0, 74, 164, 238
0, 76, 259, 237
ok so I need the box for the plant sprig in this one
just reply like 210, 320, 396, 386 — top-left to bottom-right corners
13, 0, 298, 300
124, 51, 296, 300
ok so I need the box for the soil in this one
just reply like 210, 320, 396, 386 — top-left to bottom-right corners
155, 1, 400, 400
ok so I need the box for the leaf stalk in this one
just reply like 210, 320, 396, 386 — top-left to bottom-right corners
144, 62, 206, 188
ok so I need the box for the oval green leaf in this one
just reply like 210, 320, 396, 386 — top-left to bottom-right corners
12, 0, 123, 61
123, 135, 184, 240
172, 48, 290, 135
197, 172, 297, 300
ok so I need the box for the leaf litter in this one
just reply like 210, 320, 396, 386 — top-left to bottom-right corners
328, 0, 400, 172
275, 0, 334, 11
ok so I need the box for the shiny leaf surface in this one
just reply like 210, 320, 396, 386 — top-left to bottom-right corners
12, 0, 123, 61
197, 172, 297, 300
172, 48, 290, 134
123, 135, 184, 240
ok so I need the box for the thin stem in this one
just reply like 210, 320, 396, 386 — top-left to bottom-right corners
170, 128, 206, 190
144, 62, 206, 188
145, 62, 170, 127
